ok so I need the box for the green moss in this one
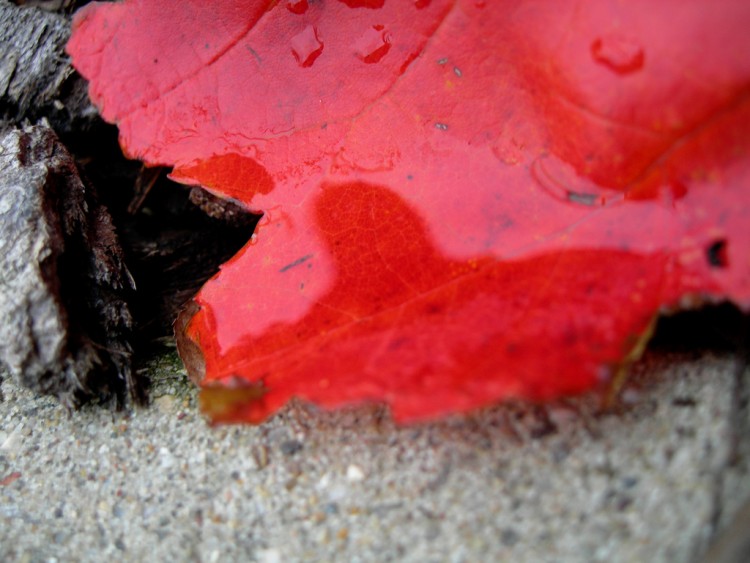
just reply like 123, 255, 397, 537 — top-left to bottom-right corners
140, 344, 198, 407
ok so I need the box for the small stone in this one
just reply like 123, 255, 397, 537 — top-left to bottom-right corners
621, 476, 639, 489
159, 447, 176, 468
501, 527, 520, 547
252, 444, 269, 469
280, 439, 303, 456
346, 464, 365, 482
323, 502, 339, 515
154, 395, 177, 414
257, 548, 281, 563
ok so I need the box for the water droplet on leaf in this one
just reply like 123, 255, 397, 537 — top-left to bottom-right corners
531, 155, 624, 207
171, 153, 275, 203
491, 138, 525, 166
286, 0, 308, 14
591, 34, 644, 75
291, 25, 324, 68
354, 25, 392, 64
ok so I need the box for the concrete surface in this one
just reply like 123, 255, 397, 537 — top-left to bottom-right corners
1, 347, 749, 562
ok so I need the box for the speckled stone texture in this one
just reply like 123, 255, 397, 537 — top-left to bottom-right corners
1, 349, 749, 562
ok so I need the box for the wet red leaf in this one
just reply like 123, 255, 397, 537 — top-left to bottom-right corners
67, 0, 750, 423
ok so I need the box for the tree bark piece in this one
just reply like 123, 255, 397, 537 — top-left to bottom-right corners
0, 0, 96, 135
0, 124, 143, 408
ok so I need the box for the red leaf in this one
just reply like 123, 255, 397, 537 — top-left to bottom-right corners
67, 1, 750, 423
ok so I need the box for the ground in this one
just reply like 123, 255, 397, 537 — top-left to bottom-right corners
1, 347, 748, 562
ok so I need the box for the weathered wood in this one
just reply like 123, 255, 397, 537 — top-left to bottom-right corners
0, 0, 95, 134
0, 124, 143, 408
11, 1, 79, 13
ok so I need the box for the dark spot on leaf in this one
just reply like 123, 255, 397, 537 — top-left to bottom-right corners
706, 239, 728, 268
279, 254, 313, 273
388, 337, 409, 350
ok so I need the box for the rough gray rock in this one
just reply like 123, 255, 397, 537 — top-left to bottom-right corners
0, 124, 142, 408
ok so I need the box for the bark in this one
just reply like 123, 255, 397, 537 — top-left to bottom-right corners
0, 124, 143, 408
0, 0, 96, 136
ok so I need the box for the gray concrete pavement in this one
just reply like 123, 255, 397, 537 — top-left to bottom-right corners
1, 348, 748, 562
